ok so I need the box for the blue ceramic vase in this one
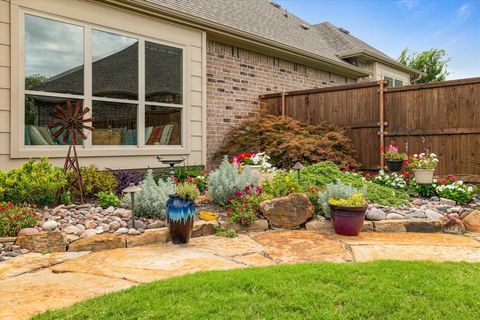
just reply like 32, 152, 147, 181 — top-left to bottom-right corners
166, 194, 196, 244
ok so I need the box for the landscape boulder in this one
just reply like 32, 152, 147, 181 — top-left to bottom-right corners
15, 231, 67, 253
462, 210, 480, 232
259, 193, 313, 228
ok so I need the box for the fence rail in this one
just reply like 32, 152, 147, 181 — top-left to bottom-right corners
260, 77, 480, 179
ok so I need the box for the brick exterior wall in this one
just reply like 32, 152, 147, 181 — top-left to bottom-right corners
206, 40, 357, 169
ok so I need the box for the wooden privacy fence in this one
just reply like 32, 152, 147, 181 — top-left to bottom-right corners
259, 77, 480, 179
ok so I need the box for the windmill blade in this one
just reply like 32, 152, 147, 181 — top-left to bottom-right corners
72, 101, 82, 119
79, 117, 95, 123
51, 126, 66, 139
66, 100, 73, 116
80, 124, 94, 131
76, 129, 88, 141
77, 108, 90, 118
48, 121, 64, 128
63, 129, 71, 144
53, 104, 68, 118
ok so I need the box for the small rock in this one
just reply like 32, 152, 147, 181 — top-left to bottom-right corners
64, 225, 80, 235
405, 210, 427, 219
85, 229, 97, 237
76, 224, 86, 232
109, 221, 121, 231
42, 220, 59, 231
366, 208, 386, 221
425, 209, 444, 220
115, 227, 129, 234
133, 220, 146, 230
147, 220, 165, 229
20, 249, 29, 254
442, 215, 466, 234
84, 220, 97, 230
411, 198, 423, 206
128, 228, 141, 235
17, 228, 39, 236
431, 196, 440, 202
105, 206, 115, 214
436, 205, 451, 212
440, 198, 456, 206
447, 213, 460, 220
65, 234, 80, 243
460, 211, 471, 220
462, 210, 480, 232
386, 213, 405, 220
114, 208, 132, 219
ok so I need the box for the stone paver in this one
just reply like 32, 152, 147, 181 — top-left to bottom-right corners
252, 230, 351, 263
352, 244, 480, 262
0, 269, 134, 320
3, 230, 480, 319
0, 251, 89, 280
338, 232, 480, 247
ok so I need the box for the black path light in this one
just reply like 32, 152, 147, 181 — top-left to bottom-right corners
122, 183, 142, 229
293, 162, 303, 182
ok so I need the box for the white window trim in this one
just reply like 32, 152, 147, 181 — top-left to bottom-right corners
16, 9, 188, 156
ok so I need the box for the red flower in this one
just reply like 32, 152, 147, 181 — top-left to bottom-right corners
343, 165, 350, 171
403, 159, 409, 166
235, 191, 243, 198
227, 210, 231, 217
0, 206, 5, 210
446, 174, 459, 182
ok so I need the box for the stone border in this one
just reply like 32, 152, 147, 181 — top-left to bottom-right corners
12, 219, 270, 254
306, 218, 446, 233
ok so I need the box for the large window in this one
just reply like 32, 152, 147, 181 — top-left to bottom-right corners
24, 13, 184, 147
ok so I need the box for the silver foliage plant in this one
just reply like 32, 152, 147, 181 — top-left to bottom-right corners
207, 156, 259, 205
122, 169, 174, 218
318, 181, 367, 218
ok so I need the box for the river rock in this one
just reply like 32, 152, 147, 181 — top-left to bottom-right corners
425, 209, 443, 220
366, 208, 386, 221
386, 213, 405, 220
147, 220, 165, 229
259, 193, 313, 228
41, 220, 59, 231
17, 228, 39, 236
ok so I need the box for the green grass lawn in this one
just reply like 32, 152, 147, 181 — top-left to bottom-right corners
35, 261, 480, 320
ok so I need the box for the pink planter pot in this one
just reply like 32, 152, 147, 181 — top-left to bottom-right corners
329, 204, 367, 236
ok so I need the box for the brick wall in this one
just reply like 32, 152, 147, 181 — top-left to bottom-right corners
206, 40, 356, 168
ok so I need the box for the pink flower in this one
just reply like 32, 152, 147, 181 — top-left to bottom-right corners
235, 191, 243, 198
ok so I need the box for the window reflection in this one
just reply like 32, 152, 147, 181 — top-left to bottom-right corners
145, 42, 182, 104
92, 101, 137, 145
92, 30, 138, 100
24, 95, 82, 145
24, 14, 84, 95
145, 106, 181, 145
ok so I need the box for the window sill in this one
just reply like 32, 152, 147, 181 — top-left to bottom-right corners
13, 146, 188, 159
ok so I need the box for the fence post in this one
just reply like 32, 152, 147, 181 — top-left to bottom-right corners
281, 91, 286, 117
378, 80, 385, 170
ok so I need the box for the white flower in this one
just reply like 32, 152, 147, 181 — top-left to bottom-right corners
430, 153, 437, 158
468, 186, 473, 192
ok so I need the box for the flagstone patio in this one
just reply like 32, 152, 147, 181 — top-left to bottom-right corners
1, 230, 480, 320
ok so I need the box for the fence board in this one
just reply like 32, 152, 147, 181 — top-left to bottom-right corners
260, 77, 480, 178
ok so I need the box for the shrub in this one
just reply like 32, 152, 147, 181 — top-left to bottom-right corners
122, 170, 174, 218
372, 171, 407, 190
207, 157, 259, 205
214, 226, 237, 238
175, 179, 200, 202
108, 169, 143, 196
436, 181, 474, 205
97, 192, 121, 208
262, 172, 304, 198
76, 165, 117, 199
0, 202, 39, 237
227, 185, 267, 226
0, 158, 67, 207
318, 182, 366, 218
216, 111, 358, 169
328, 193, 367, 207
410, 181, 438, 198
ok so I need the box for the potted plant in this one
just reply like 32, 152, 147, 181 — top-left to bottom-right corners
166, 178, 200, 244
318, 182, 367, 236
408, 149, 439, 184
233, 152, 275, 178
384, 141, 406, 172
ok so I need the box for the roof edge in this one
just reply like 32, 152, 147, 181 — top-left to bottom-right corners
94, 0, 372, 78
338, 49, 426, 76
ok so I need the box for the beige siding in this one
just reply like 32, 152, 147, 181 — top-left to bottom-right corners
2, 0, 207, 170
375, 62, 410, 85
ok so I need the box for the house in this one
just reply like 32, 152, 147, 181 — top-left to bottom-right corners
0, 0, 422, 170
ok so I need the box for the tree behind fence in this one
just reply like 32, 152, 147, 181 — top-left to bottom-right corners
260, 77, 480, 180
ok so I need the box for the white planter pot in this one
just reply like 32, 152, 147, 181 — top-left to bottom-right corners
413, 169, 435, 184
244, 165, 262, 178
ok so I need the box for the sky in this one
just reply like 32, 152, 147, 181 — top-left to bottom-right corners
276, 0, 480, 79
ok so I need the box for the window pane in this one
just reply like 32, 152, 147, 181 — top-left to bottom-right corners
384, 76, 393, 87
92, 30, 138, 100
92, 101, 137, 145
145, 105, 181, 145
145, 42, 183, 104
394, 79, 404, 87
25, 14, 84, 95
25, 95, 83, 145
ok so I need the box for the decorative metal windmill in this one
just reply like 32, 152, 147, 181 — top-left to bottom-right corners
48, 100, 94, 204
